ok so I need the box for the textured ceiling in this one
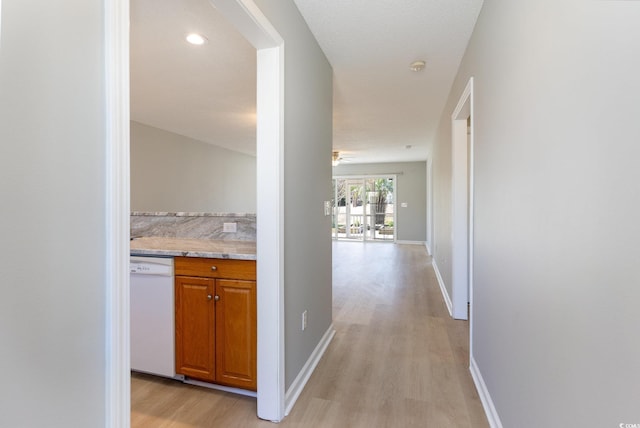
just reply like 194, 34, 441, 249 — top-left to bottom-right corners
293, 0, 484, 163
131, 0, 484, 164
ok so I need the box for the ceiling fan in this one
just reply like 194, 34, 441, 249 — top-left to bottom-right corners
332, 151, 353, 166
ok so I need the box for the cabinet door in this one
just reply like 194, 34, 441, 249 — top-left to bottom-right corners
215, 279, 257, 390
175, 276, 215, 382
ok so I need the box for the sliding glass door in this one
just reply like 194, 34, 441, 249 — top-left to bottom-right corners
332, 176, 395, 241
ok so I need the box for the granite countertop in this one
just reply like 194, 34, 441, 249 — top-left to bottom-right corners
130, 237, 256, 260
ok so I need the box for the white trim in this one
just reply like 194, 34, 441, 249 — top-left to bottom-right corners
284, 325, 336, 416
432, 259, 453, 317
211, 1, 286, 421
451, 77, 474, 321
396, 240, 426, 246
255, 45, 286, 422
468, 80, 476, 357
470, 357, 503, 428
425, 242, 432, 255
213, 0, 282, 49
210, 0, 285, 422
105, 0, 130, 426
106, 0, 287, 424
426, 158, 434, 255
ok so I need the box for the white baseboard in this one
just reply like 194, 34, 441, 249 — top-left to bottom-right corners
432, 259, 452, 317
470, 357, 503, 428
396, 240, 426, 245
425, 242, 432, 255
284, 324, 336, 416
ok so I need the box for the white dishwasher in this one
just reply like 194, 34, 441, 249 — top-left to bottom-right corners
130, 255, 176, 378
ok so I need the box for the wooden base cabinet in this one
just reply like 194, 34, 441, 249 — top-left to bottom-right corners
174, 257, 257, 391
215, 279, 257, 390
175, 276, 216, 382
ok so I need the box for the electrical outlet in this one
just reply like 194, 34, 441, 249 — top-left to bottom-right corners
302, 310, 308, 331
223, 222, 237, 233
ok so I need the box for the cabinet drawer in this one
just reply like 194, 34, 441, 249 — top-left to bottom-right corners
174, 257, 256, 280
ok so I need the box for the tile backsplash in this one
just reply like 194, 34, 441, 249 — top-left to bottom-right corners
131, 212, 256, 241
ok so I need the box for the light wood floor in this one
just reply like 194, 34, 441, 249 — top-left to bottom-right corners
132, 242, 489, 427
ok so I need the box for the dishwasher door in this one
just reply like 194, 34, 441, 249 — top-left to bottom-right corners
130, 256, 176, 378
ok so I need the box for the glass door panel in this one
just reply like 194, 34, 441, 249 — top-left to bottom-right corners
368, 177, 394, 241
345, 180, 364, 240
332, 176, 395, 242
333, 179, 347, 239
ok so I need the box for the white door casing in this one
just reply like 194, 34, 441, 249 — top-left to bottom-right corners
451, 77, 474, 322
211, 1, 286, 420
105, 0, 287, 424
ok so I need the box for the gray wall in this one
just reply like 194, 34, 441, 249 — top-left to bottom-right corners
0, 1, 106, 426
431, 1, 640, 426
254, 0, 334, 391
333, 162, 427, 242
131, 121, 257, 213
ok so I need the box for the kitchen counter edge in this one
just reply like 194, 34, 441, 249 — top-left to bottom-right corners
130, 248, 256, 260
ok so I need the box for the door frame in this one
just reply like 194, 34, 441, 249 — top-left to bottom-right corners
332, 174, 397, 242
451, 77, 474, 321
426, 158, 434, 254
105, 0, 287, 424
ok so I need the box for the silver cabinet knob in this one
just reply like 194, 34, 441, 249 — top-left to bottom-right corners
211, 266, 217, 271
214, 295, 220, 302
207, 294, 213, 300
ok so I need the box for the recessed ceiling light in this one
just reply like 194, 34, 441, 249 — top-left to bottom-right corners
186, 33, 208, 45
409, 60, 426, 72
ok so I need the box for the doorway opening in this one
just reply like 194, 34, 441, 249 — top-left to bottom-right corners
426, 159, 434, 254
106, 0, 286, 424
451, 77, 474, 322
332, 176, 396, 242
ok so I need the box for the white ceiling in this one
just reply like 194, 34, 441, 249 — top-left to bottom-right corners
131, 0, 484, 163
131, 0, 256, 156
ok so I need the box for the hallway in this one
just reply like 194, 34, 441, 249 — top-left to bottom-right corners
132, 242, 488, 427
